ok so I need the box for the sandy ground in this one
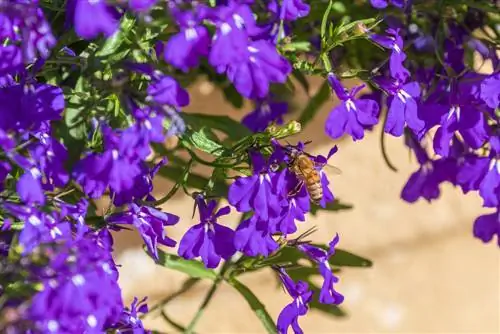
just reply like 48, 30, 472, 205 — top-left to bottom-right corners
112, 77, 500, 333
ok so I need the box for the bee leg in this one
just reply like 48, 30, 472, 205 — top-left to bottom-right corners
288, 180, 304, 197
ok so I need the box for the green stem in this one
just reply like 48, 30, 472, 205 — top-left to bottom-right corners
184, 259, 232, 334
320, 53, 333, 73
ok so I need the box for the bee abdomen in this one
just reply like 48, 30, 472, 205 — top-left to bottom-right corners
307, 182, 323, 203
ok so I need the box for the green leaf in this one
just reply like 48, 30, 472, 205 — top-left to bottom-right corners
222, 84, 244, 109
281, 41, 311, 52
154, 248, 218, 281
184, 128, 226, 156
227, 278, 277, 334
309, 199, 353, 215
64, 77, 87, 141
157, 165, 228, 196
329, 249, 372, 267
321, 0, 334, 47
298, 80, 331, 128
182, 113, 251, 142
96, 15, 136, 59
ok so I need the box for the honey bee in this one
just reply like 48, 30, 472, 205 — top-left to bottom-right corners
287, 148, 341, 204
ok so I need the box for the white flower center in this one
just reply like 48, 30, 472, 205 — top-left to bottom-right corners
28, 215, 41, 226
72, 274, 85, 286
397, 89, 411, 103
345, 99, 357, 112
87, 315, 97, 328
233, 14, 244, 29
47, 320, 59, 332
220, 23, 232, 35
185, 28, 198, 41
447, 105, 461, 121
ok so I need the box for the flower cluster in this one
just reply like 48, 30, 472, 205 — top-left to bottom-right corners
0, 0, 497, 333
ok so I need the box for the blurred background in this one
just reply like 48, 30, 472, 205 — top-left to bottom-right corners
112, 75, 500, 333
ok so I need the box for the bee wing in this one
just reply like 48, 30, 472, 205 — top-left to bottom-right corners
322, 164, 342, 175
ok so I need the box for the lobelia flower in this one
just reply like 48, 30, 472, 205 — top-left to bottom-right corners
11, 154, 45, 205
271, 169, 310, 235
234, 215, 279, 257
0, 83, 65, 134
276, 267, 313, 334
377, 78, 424, 137
74, 125, 150, 199
107, 297, 151, 333
473, 209, 500, 246
128, 63, 190, 108
208, 3, 257, 73
228, 151, 282, 220
480, 72, 499, 109
128, 0, 158, 13
4, 203, 72, 253
163, 9, 210, 72
28, 237, 123, 333
298, 234, 344, 305
428, 82, 490, 157
225, 39, 292, 99
67, 0, 120, 39
268, 0, 310, 21
0, 1, 56, 76
178, 196, 236, 268
369, 28, 410, 81
242, 101, 288, 132
107, 204, 179, 260
456, 154, 500, 208
370, 0, 405, 9
325, 73, 379, 141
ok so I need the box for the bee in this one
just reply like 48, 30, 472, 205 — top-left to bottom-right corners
287, 147, 341, 204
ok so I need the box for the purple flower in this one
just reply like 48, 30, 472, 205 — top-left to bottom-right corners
68, 0, 120, 39
277, 268, 313, 334
379, 79, 424, 137
163, 10, 210, 72
0, 1, 56, 75
4, 204, 71, 253
178, 197, 236, 268
457, 155, 500, 208
473, 209, 500, 246
242, 101, 288, 132
0, 83, 65, 133
225, 40, 292, 99
107, 204, 179, 260
430, 101, 490, 158
107, 297, 151, 333
369, 28, 410, 81
74, 126, 149, 199
480, 73, 499, 109
298, 235, 344, 305
370, 0, 405, 9
234, 215, 279, 257
28, 237, 123, 333
324, 73, 379, 141
268, 0, 310, 21
128, 0, 157, 13
147, 75, 190, 108
228, 151, 282, 220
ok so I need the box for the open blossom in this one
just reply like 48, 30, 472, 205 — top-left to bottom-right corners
28, 237, 123, 333
225, 40, 292, 99
378, 78, 424, 137
107, 204, 179, 260
242, 101, 288, 132
178, 196, 236, 268
228, 151, 282, 220
163, 9, 210, 72
298, 234, 344, 305
370, 0, 405, 9
68, 0, 120, 39
473, 209, 500, 246
277, 268, 313, 334
0, 1, 56, 75
107, 297, 151, 333
325, 73, 379, 141
369, 28, 410, 81
234, 215, 279, 257
480, 73, 500, 109
268, 0, 310, 21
